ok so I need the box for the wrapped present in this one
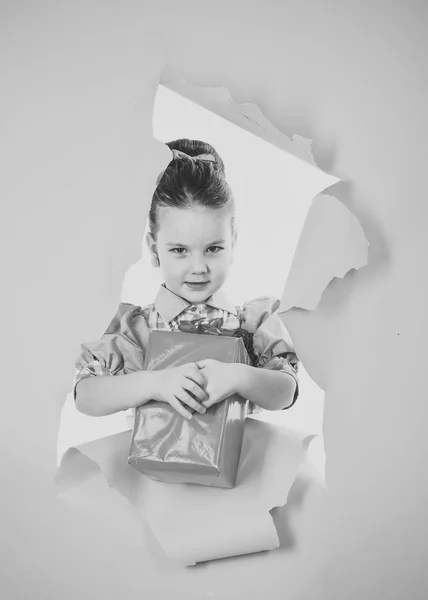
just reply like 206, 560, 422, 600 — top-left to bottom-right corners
128, 330, 251, 488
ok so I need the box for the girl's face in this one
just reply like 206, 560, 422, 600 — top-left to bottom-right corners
147, 205, 237, 304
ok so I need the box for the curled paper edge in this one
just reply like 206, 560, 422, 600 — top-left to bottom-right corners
160, 75, 339, 184
279, 193, 370, 313
56, 421, 310, 567
56, 448, 278, 567
154, 431, 321, 566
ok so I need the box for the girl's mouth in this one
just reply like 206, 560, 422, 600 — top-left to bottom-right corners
185, 281, 209, 289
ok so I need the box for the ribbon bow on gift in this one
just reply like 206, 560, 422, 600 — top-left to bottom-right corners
177, 317, 233, 336
177, 317, 258, 366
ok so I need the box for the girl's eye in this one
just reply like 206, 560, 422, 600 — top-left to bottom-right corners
169, 246, 224, 255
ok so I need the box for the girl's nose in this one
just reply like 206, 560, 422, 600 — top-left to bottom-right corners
190, 256, 208, 274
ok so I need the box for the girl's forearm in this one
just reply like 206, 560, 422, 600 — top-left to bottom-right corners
235, 364, 296, 411
75, 371, 160, 417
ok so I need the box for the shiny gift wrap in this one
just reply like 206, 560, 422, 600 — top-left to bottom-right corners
128, 331, 251, 488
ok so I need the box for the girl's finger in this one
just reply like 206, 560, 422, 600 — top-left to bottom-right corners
175, 389, 207, 415
170, 396, 193, 420
202, 396, 217, 409
185, 368, 207, 390
183, 377, 208, 402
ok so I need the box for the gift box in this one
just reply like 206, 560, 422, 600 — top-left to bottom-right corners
128, 330, 251, 488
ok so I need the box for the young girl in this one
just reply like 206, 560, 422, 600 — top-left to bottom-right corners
74, 139, 299, 420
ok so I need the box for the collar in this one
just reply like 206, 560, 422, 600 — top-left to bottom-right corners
154, 283, 238, 323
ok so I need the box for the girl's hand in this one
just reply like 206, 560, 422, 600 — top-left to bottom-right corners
153, 363, 208, 420
195, 359, 242, 409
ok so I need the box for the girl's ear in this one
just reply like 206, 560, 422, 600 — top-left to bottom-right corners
146, 232, 160, 268
230, 230, 238, 264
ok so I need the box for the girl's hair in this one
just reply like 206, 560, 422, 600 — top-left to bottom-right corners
148, 139, 235, 237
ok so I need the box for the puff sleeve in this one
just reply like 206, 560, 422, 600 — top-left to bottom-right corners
240, 296, 299, 410
73, 303, 150, 400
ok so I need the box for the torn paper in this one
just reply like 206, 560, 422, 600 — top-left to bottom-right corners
57, 392, 132, 466
58, 79, 334, 566
160, 76, 335, 174
279, 193, 369, 312
57, 418, 306, 566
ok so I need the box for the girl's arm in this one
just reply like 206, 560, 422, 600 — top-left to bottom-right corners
75, 370, 160, 417
197, 360, 297, 411
234, 364, 297, 411
75, 363, 208, 418
233, 296, 299, 411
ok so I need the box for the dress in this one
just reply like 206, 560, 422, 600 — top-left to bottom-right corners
73, 284, 300, 413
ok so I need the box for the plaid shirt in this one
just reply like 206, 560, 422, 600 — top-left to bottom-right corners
73, 284, 299, 413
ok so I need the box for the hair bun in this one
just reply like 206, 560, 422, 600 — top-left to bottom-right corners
166, 138, 225, 176
150, 137, 234, 237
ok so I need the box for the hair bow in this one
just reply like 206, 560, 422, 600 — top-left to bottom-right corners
171, 149, 216, 163
155, 149, 216, 186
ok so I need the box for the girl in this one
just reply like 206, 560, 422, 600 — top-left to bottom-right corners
74, 139, 299, 420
